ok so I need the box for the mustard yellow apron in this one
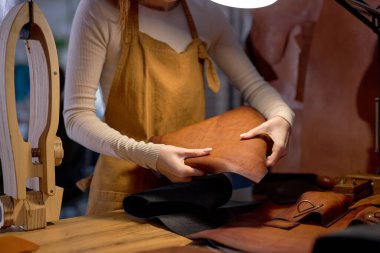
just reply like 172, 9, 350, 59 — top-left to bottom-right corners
87, 0, 220, 215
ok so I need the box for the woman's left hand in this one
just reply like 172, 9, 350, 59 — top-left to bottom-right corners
240, 116, 291, 167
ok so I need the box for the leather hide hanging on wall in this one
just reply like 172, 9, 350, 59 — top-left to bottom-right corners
248, 0, 380, 176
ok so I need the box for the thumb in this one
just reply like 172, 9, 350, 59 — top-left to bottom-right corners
183, 165, 206, 177
240, 126, 264, 140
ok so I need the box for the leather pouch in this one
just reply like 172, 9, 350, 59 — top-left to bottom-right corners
149, 106, 271, 183
265, 191, 350, 229
349, 206, 380, 225
348, 194, 380, 225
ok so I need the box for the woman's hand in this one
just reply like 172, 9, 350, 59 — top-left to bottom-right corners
240, 116, 291, 167
156, 145, 212, 182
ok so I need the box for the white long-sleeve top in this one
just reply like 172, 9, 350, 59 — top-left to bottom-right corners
63, 0, 295, 170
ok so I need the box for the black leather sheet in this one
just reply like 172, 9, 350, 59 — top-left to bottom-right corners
313, 223, 380, 253
253, 173, 322, 204
123, 173, 259, 236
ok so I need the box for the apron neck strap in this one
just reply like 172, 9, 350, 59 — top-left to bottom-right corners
124, 0, 219, 93
125, 0, 199, 40
125, 0, 139, 39
181, 0, 199, 40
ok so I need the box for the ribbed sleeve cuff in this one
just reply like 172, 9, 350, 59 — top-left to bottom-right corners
273, 111, 295, 127
268, 106, 295, 127
143, 142, 164, 170
115, 137, 164, 171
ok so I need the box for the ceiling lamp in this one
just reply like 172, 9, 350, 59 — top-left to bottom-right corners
209, 0, 278, 9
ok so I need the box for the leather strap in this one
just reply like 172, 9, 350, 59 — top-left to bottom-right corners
265, 191, 351, 229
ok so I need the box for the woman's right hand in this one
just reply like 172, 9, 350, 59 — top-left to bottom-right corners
156, 145, 212, 183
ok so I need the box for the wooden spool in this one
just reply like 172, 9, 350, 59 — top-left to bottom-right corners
0, 2, 63, 230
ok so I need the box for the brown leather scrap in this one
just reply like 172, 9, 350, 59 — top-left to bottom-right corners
265, 191, 351, 229
0, 235, 39, 253
149, 106, 270, 183
349, 194, 380, 210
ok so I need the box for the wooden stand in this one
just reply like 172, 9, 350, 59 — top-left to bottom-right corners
0, 1, 63, 230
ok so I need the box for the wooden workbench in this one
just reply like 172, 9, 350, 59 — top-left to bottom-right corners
0, 210, 192, 253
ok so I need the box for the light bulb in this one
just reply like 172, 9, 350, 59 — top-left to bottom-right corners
209, 0, 278, 9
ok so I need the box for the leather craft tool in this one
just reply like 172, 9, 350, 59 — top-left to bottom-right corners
0, 0, 63, 230
332, 176, 373, 202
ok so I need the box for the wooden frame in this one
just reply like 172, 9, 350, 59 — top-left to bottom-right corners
0, 2, 63, 230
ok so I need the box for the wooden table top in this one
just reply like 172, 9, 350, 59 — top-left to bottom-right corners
0, 210, 192, 253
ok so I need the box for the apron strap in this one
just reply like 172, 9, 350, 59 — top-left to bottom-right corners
124, 0, 139, 42
181, 0, 198, 40
125, 0, 220, 93
182, 0, 220, 93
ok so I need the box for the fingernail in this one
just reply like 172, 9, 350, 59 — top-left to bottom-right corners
240, 133, 246, 138
204, 148, 213, 152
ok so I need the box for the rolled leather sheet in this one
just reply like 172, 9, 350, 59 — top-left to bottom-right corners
149, 106, 270, 183
123, 173, 260, 236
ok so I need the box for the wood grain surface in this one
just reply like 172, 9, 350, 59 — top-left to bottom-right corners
0, 210, 192, 253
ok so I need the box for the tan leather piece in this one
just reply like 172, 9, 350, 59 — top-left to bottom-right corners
190, 200, 363, 253
265, 191, 351, 229
0, 236, 39, 253
150, 106, 270, 183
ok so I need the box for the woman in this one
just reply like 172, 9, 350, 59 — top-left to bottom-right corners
64, 0, 294, 214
